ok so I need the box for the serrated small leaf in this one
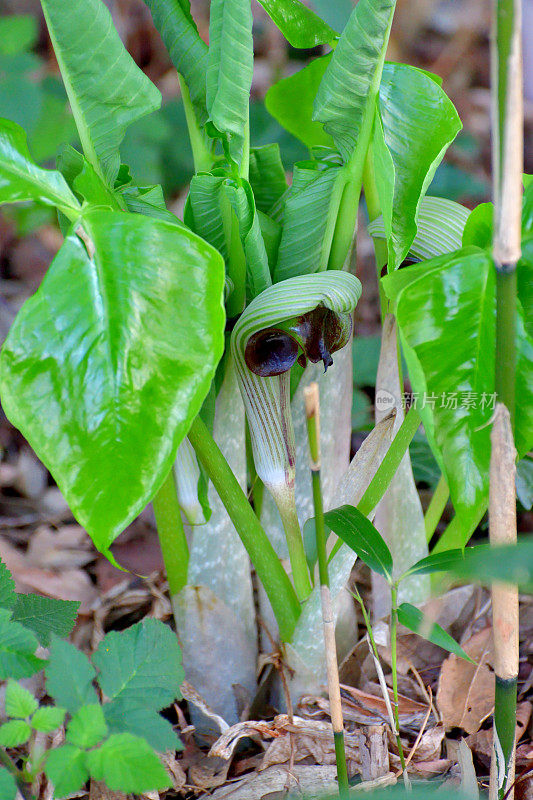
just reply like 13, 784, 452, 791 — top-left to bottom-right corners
0, 767, 17, 800
0, 559, 15, 610
66, 704, 107, 749
45, 744, 89, 797
93, 619, 183, 711
104, 700, 180, 753
5, 679, 38, 718
86, 733, 170, 793
31, 705, 66, 733
324, 505, 393, 580
0, 719, 31, 746
11, 594, 79, 646
46, 637, 98, 713
0, 608, 44, 679
397, 602, 475, 663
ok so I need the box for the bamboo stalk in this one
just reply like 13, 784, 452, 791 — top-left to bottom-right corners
304, 383, 349, 799
489, 405, 519, 800
489, 0, 522, 795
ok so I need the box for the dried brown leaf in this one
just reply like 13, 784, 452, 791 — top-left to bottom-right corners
437, 627, 494, 734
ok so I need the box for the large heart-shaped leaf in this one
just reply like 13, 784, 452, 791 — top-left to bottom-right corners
313, 0, 396, 163
41, 0, 161, 185
265, 55, 334, 150
0, 118, 80, 216
143, 0, 208, 124
0, 211, 225, 551
382, 248, 533, 542
256, 0, 336, 49
373, 63, 462, 269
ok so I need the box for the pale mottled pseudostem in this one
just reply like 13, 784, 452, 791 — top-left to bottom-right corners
489, 404, 518, 800
174, 358, 256, 729
372, 314, 429, 618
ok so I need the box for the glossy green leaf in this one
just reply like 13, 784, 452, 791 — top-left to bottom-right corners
0, 118, 80, 216
455, 540, 533, 592
67, 704, 108, 749
0, 609, 44, 679
404, 548, 467, 578
45, 745, 89, 797
373, 63, 462, 269
265, 55, 334, 150
206, 0, 253, 145
73, 158, 122, 211
31, 705, 67, 733
143, 0, 208, 124
186, 173, 271, 303
256, 0, 336, 48
185, 173, 228, 257
86, 733, 170, 793
5, 680, 38, 718
313, 0, 396, 162
46, 638, 98, 714
368, 196, 469, 261
0, 768, 17, 800
224, 180, 272, 300
41, 0, 161, 184
248, 144, 287, 215
407, 540, 533, 593
93, 619, 184, 709
257, 209, 282, 271
11, 594, 79, 645
274, 159, 341, 281
382, 248, 533, 541
462, 202, 493, 249
323, 504, 393, 580
121, 184, 184, 226
0, 719, 32, 746
397, 602, 475, 662
0, 212, 225, 551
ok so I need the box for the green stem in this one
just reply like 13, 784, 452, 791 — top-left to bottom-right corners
495, 270, 517, 427
424, 474, 450, 542
178, 75, 213, 173
188, 415, 300, 641
240, 117, 250, 181
363, 148, 389, 318
221, 191, 246, 317
358, 406, 421, 517
327, 173, 362, 271
390, 584, 408, 783
152, 469, 189, 596
277, 497, 312, 602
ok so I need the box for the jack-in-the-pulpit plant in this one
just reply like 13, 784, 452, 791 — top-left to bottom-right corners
0, 0, 531, 793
